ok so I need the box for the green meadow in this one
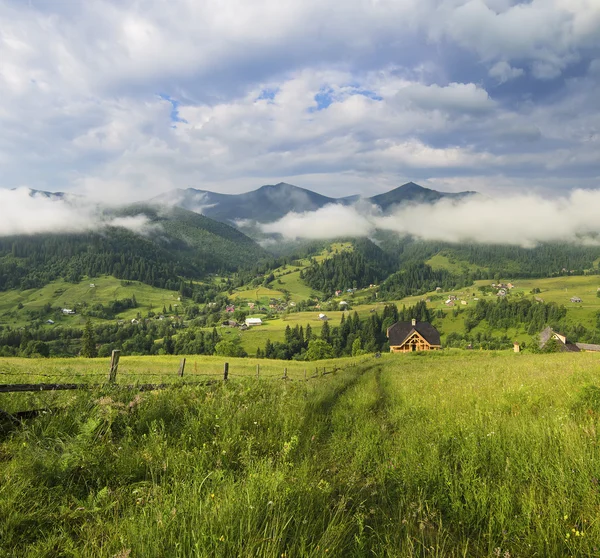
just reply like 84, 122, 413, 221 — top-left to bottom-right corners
2, 351, 600, 556
0, 276, 181, 327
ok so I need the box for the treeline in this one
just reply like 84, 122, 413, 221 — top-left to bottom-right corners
300, 239, 394, 293
374, 234, 600, 278
0, 320, 224, 358
464, 298, 567, 335
0, 230, 196, 291
379, 262, 471, 299
0, 205, 271, 292
446, 297, 600, 349
256, 302, 432, 360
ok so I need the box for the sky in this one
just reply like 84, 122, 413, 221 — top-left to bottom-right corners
1, 0, 599, 202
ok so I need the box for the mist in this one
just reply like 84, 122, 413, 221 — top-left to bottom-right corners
260, 189, 600, 248
0, 188, 156, 237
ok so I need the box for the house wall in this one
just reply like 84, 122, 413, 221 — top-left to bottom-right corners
389, 332, 440, 353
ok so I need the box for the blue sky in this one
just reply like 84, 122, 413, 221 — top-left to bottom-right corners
0, 0, 599, 201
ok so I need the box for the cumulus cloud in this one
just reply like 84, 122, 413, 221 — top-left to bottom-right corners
260, 189, 600, 248
488, 61, 524, 83
0, 0, 599, 200
0, 189, 156, 237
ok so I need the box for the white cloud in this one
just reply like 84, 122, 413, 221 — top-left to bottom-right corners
489, 61, 524, 83
0, 189, 156, 236
260, 189, 600, 247
0, 0, 598, 200
261, 204, 374, 239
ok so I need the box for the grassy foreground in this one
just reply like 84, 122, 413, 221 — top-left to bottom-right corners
2, 352, 600, 556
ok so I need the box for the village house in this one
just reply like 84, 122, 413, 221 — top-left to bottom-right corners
245, 317, 263, 326
539, 327, 600, 352
387, 319, 441, 353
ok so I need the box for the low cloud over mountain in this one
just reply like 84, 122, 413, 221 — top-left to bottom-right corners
0, 189, 155, 236
260, 189, 600, 248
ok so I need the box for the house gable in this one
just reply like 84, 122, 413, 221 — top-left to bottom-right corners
387, 320, 441, 353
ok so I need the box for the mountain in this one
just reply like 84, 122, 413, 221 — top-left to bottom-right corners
367, 182, 477, 211
152, 182, 338, 224
0, 204, 269, 291
154, 181, 477, 225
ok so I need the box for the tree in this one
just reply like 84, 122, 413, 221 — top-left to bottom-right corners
351, 337, 366, 357
214, 339, 247, 357
305, 339, 334, 361
81, 319, 98, 358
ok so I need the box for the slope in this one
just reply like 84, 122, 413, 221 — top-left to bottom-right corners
0, 204, 268, 291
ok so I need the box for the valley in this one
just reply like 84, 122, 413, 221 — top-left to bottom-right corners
3, 182, 600, 557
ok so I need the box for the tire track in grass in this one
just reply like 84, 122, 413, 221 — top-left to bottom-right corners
295, 363, 379, 457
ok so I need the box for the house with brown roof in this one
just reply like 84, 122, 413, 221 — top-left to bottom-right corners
387, 319, 442, 353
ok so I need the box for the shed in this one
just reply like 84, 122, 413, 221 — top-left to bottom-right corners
245, 317, 263, 326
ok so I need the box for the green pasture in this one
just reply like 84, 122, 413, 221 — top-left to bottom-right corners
3, 351, 600, 556
230, 243, 352, 304
0, 276, 180, 327
426, 252, 489, 274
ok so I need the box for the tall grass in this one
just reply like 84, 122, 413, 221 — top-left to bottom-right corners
2, 352, 600, 556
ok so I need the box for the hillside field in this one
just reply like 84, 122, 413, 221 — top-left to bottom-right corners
0, 276, 181, 327
2, 351, 600, 556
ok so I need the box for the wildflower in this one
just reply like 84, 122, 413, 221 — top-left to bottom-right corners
211, 493, 215, 499
219, 536, 225, 542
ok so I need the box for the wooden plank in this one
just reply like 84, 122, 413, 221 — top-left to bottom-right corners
0, 383, 87, 393
108, 350, 121, 383
0, 380, 218, 394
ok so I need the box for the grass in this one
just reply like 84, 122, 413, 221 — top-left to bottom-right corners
0, 276, 180, 327
3, 351, 600, 556
426, 252, 489, 275
229, 243, 353, 305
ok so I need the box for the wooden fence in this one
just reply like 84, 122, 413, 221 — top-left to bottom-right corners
0, 351, 338, 394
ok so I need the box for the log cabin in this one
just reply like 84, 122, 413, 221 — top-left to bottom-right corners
387, 318, 441, 353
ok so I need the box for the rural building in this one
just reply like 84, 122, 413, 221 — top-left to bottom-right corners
387, 319, 441, 353
245, 317, 263, 326
46, 319, 54, 324
62, 308, 75, 315
570, 296, 582, 303
539, 327, 580, 352
318, 313, 328, 320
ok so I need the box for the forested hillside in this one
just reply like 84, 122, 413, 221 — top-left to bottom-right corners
300, 238, 394, 292
379, 262, 471, 299
377, 234, 600, 278
0, 206, 268, 291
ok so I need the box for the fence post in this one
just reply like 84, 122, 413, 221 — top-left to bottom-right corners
256, 364, 260, 379
108, 350, 120, 384
178, 358, 186, 377
223, 362, 229, 381
283, 367, 287, 380
304, 369, 307, 381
